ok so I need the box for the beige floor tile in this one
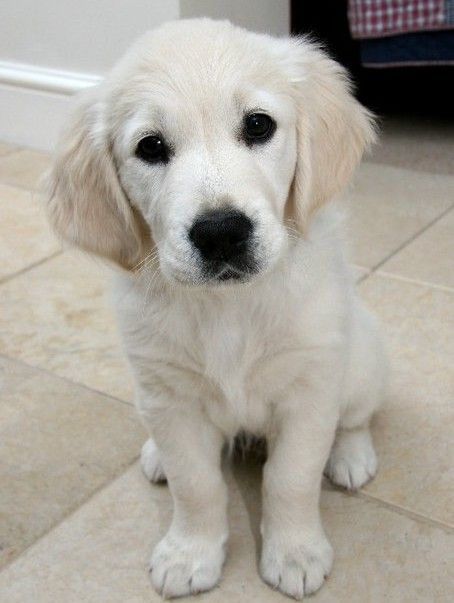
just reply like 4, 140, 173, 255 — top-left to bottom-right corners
359, 274, 454, 525
0, 184, 60, 281
0, 356, 145, 569
344, 162, 454, 268
371, 116, 454, 176
0, 142, 18, 157
379, 208, 454, 290
0, 149, 51, 191
0, 461, 451, 603
0, 253, 134, 402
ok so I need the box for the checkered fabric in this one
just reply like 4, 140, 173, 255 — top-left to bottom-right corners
447, 0, 454, 23
348, 0, 446, 39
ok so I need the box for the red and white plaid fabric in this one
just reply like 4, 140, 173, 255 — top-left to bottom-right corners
348, 0, 446, 39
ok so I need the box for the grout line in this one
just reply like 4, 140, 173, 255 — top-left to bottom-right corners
4, 183, 44, 194
351, 265, 372, 285
0, 352, 134, 408
375, 270, 454, 294
368, 202, 454, 274
0, 148, 20, 159
356, 271, 371, 284
0, 250, 62, 285
353, 490, 454, 534
367, 158, 454, 179
0, 455, 140, 575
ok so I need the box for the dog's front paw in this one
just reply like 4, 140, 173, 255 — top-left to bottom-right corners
260, 531, 333, 599
149, 532, 226, 598
141, 438, 166, 483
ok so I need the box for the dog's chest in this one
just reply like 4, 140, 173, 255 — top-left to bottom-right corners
181, 299, 303, 433
120, 277, 321, 435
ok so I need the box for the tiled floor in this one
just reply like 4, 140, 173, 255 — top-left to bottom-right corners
0, 125, 453, 602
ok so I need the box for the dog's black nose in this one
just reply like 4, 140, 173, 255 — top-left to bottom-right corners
189, 209, 253, 262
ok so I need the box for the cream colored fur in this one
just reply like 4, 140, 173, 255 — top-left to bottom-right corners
47, 19, 387, 600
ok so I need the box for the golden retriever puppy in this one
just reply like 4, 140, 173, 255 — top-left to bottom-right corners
47, 19, 387, 600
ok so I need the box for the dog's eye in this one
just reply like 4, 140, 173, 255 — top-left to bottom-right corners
243, 113, 275, 144
136, 135, 169, 164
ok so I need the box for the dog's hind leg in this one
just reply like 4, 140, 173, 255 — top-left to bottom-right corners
141, 437, 166, 483
325, 303, 387, 491
325, 426, 377, 490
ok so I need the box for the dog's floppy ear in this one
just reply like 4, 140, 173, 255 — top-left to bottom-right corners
47, 88, 150, 270
284, 39, 376, 231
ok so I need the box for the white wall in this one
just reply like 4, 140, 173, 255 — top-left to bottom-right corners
0, 1, 180, 76
180, 0, 289, 37
0, 0, 289, 150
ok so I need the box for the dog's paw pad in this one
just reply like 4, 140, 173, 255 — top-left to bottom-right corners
141, 438, 166, 483
325, 428, 377, 490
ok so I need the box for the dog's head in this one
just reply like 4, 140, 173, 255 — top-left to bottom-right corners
47, 19, 375, 286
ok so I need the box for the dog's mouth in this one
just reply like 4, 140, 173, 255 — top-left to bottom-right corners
159, 249, 261, 288
206, 258, 260, 284
217, 268, 242, 281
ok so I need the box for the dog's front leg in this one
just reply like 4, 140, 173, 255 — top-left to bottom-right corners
142, 399, 228, 599
260, 386, 338, 600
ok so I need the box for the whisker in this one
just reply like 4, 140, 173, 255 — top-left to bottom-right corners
137, 251, 160, 277
285, 223, 304, 244
133, 248, 159, 273
141, 264, 161, 317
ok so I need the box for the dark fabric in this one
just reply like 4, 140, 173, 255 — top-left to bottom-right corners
360, 29, 454, 65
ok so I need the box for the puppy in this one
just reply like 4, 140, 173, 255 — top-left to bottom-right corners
47, 19, 387, 600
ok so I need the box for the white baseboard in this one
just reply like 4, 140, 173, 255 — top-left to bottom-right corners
0, 61, 102, 152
